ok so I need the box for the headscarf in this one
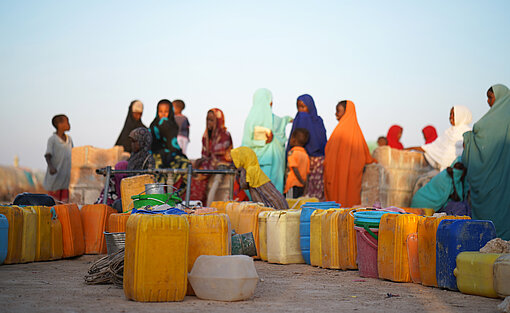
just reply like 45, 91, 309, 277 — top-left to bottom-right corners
127, 127, 155, 170
386, 125, 404, 150
463, 84, 510, 239
149, 99, 181, 155
422, 106, 472, 170
115, 100, 146, 153
201, 108, 233, 168
422, 125, 438, 144
231, 147, 270, 188
324, 101, 375, 207
287, 94, 327, 157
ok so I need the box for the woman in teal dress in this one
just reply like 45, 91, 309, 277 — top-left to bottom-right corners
462, 84, 510, 240
241, 88, 292, 193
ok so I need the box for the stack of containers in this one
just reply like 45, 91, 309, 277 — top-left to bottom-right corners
353, 210, 400, 278
417, 215, 470, 287
299, 202, 339, 265
435, 219, 496, 290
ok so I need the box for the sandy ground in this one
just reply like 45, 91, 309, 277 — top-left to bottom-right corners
0, 255, 502, 313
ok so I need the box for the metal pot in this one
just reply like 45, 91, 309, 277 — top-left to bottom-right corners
144, 183, 166, 194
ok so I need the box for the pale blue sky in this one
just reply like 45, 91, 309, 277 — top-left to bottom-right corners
1, 1, 509, 170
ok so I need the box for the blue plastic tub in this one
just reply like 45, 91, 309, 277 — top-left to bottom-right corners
436, 219, 496, 291
299, 202, 340, 264
0, 214, 8, 265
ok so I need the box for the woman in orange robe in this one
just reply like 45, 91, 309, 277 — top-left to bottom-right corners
324, 100, 376, 207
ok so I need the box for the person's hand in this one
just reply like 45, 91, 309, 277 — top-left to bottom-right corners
266, 131, 273, 144
49, 167, 57, 175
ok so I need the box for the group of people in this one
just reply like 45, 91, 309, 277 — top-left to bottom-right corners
42, 84, 510, 240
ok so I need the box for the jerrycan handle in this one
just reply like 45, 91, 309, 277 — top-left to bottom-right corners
50, 207, 58, 220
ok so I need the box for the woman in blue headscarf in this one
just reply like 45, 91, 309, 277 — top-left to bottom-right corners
287, 94, 327, 200
242, 88, 292, 193
462, 84, 510, 240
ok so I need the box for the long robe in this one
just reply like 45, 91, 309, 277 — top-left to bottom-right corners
115, 101, 146, 153
241, 88, 291, 193
462, 84, 510, 240
324, 101, 375, 207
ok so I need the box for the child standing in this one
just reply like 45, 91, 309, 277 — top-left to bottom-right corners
172, 99, 190, 155
44, 114, 73, 203
284, 128, 310, 198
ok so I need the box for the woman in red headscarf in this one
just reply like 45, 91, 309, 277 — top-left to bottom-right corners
324, 100, 376, 207
422, 125, 438, 144
386, 125, 404, 150
190, 108, 237, 204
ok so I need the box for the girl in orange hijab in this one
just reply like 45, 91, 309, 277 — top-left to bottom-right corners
324, 101, 376, 207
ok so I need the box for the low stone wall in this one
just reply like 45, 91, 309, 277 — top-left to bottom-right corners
361, 146, 430, 207
69, 146, 129, 205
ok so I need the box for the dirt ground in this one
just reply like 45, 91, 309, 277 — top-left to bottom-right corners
0, 255, 502, 313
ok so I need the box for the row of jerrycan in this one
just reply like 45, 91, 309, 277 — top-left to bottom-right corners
0, 205, 63, 264
123, 212, 231, 302
0, 203, 126, 265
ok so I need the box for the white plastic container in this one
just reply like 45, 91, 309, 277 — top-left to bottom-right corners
188, 255, 259, 301
494, 253, 510, 297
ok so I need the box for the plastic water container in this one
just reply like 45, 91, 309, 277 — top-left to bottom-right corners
54, 204, 85, 258
267, 210, 304, 264
120, 174, 155, 212
188, 255, 259, 301
81, 204, 116, 254
299, 202, 339, 265
32, 206, 52, 262
354, 226, 379, 278
257, 211, 272, 262
288, 197, 319, 210
50, 208, 63, 260
124, 214, 189, 302
436, 219, 496, 291
321, 209, 345, 269
378, 213, 423, 282
107, 212, 131, 233
186, 213, 231, 295
237, 204, 273, 259
0, 214, 8, 264
454, 252, 502, 298
338, 208, 364, 270
406, 233, 420, 283
401, 207, 435, 216
417, 215, 470, 287
494, 254, 510, 298
210, 201, 233, 214
310, 210, 326, 267
20, 207, 37, 263
225, 202, 246, 233
0, 206, 23, 264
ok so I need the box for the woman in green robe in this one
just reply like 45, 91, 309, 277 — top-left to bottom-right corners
241, 88, 292, 193
462, 84, 510, 240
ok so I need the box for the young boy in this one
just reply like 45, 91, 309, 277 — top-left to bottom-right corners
172, 99, 190, 154
284, 128, 310, 198
44, 114, 73, 203
377, 136, 388, 146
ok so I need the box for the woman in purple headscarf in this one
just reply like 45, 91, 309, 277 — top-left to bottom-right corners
287, 94, 328, 200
